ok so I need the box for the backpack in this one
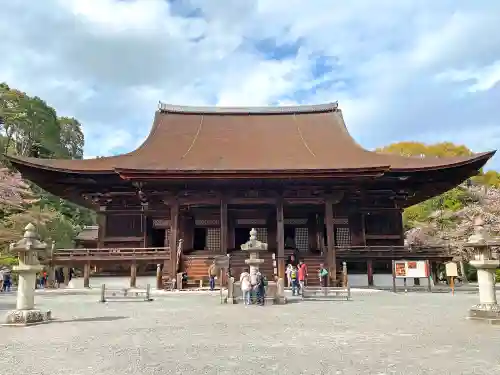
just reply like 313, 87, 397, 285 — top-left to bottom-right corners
262, 276, 268, 287
291, 269, 297, 279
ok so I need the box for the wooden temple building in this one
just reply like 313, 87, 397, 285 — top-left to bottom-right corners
6, 102, 495, 288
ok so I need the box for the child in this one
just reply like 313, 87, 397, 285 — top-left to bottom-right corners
319, 263, 328, 287
290, 266, 299, 296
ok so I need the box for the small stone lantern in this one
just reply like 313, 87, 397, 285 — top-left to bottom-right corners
3, 223, 52, 326
464, 217, 500, 324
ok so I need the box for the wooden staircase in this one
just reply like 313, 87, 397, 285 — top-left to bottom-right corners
284, 250, 324, 287
228, 250, 275, 279
181, 251, 215, 287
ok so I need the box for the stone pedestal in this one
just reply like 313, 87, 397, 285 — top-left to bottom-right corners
3, 224, 52, 326
464, 217, 500, 325
226, 277, 236, 304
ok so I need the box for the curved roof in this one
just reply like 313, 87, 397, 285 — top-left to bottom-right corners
6, 102, 496, 176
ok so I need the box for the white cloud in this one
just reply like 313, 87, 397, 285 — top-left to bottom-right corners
0, 0, 498, 169
436, 61, 500, 93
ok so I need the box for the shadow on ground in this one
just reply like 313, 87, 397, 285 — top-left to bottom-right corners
52, 316, 128, 324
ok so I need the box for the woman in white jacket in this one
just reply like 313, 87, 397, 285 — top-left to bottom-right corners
240, 269, 251, 305
286, 264, 293, 287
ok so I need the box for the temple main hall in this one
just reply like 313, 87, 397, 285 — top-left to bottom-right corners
7, 102, 495, 287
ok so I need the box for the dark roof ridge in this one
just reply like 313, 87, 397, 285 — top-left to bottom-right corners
157, 101, 339, 115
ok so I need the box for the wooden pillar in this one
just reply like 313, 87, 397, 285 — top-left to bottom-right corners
325, 199, 336, 284
367, 259, 374, 286
62, 267, 70, 285
276, 198, 285, 279
97, 206, 106, 248
83, 262, 91, 288
130, 262, 137, 288
220, 198, 228, 254
169, 201, 180, 280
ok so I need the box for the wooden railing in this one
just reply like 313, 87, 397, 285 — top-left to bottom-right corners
51, 247, 171, 262
335, 245, 452, 259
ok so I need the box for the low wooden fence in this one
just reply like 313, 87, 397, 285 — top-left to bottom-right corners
302, 286, 351, 301
99, 284, 153, 302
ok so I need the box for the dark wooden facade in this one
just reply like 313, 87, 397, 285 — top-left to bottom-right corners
8, 103, 495, 287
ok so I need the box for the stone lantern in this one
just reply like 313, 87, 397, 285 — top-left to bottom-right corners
241, 228, 267, 275
3, 223, 52, 326
464, 217, 500, 324
227, 228, 286, 305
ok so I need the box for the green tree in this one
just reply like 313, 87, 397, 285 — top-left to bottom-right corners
58, 117, 84, 159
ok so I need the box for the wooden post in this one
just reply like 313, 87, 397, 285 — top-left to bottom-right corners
367, 259, 374, 286
392, 260, 396, 293
168, 200, 180, 285
220, 198, 228, 255
427, 260, 432, 293
156, 264, 162, 290
276, 198, 285, 279
97, 207, 106, 248
100, 284, 106, 303
342, 261, 348, 287
220, 268, 224, 304
63, 267, 70, 285
324, 199, 336, 285
83, 262, 91, 288
130, 262, 137, 288
449, 276, 455, 295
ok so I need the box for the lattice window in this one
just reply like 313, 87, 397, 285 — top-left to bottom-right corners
256, 228, 268, 243
294, 227, 309, 252
207, 228, 221, 252
335, 227, 351, 247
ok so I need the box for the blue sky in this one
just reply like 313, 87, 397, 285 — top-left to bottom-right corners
1, 0, 499, 169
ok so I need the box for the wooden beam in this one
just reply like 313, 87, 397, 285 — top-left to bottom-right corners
220, 198, 228, 254
325, 199, 336, 283
227, 197, 277, 205
276, 198, 285, 279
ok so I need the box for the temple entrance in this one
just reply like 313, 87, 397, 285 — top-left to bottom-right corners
193, 227, 208, 250
150, 227, 165, 248
234, 227, 249, 248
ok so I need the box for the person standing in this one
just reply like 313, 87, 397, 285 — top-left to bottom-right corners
290, 266, 299, 296
298, 260, 308, 295
207, 260, 219, 291
255, 271, 267, 306
286, 263, 293, 288
319, 263, 329, 288
240, 269, 251, 306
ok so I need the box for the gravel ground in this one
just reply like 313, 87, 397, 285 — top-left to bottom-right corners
1, 289, 499, 375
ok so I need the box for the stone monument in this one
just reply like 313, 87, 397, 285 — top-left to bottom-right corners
465, 216, 500, 324
3, 223, 52, 326
229, 228, 286, 304
241, 228, 267, 274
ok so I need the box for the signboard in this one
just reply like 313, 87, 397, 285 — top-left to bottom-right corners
445, 262, 458, 277
214, 255, 230, 269
394, 260, 428, 278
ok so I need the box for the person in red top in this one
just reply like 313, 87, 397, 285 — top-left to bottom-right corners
297, 260, 308, 295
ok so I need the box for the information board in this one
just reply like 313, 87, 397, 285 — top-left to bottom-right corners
394, 260, 428, 278
445, 262, 458, 277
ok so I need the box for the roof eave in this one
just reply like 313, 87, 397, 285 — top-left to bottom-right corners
115, 167, 391, 181
387, 150, 496, 173
5, 154, 116, 175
